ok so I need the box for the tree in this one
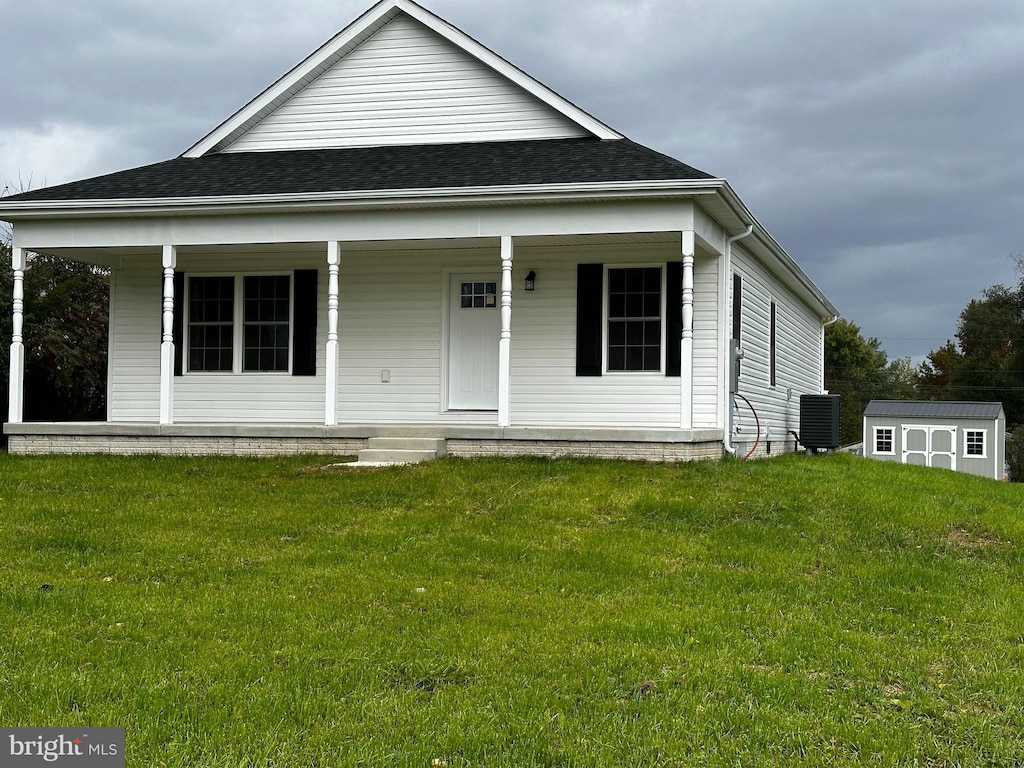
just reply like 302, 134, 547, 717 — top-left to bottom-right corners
0, 240, 110, 423
919, 277, 1024, 427
824, 318, 917, 445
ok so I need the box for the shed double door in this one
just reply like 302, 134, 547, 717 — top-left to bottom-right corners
902, 425, 957, 471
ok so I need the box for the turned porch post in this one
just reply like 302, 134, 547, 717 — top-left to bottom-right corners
8, 247, 26, 423
498, 235, 513, 427
680, 230, 695, 430
325, 241, 340, 426
159, 244, 176, 425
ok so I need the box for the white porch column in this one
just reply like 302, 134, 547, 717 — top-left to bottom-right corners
8, 247, 26, 424
498, 235, 513, 427
159, 245, 176, 425
325, 241, 341, 426
680, 230, 695, 430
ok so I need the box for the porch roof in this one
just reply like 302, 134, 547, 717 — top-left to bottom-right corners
3, 138, 712, 203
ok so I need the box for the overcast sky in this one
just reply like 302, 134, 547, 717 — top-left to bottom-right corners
2, 0, 1023, 363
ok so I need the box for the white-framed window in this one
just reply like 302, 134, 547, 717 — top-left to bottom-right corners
874, 427, 895, 455
605, 265, 664, 373
964, 429, 987, 458
186, 274, 293, 373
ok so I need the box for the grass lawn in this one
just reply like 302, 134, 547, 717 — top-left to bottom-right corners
1, 451, 1022, 766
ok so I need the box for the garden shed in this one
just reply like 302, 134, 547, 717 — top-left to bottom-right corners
863, 400, 1005, 480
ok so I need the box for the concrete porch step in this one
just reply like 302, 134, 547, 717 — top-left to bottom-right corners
355, 437, 447, 465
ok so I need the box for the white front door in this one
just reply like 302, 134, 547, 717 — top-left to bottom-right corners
448, 274, 499, 410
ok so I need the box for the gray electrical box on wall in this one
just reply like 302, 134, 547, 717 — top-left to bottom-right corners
729, 339, 744, 393
799, 394, 841, 449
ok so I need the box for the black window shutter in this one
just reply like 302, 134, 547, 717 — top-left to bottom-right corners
576, 263, 603, 376
732, 273, 742, 341
172, 272, 184, 376
292, 269, 318, 376
665, 261, 682, 377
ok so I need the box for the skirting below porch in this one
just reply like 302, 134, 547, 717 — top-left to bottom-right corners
3, 422, 726, 462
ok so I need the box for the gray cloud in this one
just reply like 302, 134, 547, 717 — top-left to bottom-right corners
2, 0, 1022, 362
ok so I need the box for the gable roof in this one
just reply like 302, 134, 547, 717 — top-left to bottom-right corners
864, 400, 1005, 420
184, 0, 620, 157
3, 139, 712, 202
0, 1, 839, 322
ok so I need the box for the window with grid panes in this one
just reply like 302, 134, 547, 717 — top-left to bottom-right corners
965, 430, 985, 457
243, 275, 290, 372
607, 267, 662, 372
188, 276, 235, 372
874, 427, 894, 455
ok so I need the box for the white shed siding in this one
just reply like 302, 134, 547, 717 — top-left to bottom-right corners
108, 256, 161, 422
732, 245, 822, 448
223, 15, 588, 152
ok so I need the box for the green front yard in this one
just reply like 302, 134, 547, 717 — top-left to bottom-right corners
1, 452, 1022, 766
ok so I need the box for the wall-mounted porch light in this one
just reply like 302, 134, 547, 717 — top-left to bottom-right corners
524, 270, 537, 292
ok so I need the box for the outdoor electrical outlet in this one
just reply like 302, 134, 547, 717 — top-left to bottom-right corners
381, 369, 390, 383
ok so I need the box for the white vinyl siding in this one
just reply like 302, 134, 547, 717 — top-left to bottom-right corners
692, 255, 720, 428
224, 15, 588, 152
108, 251, 325, 423
334, 244, 700, 428
174, 253, 324, 422
108, 256, 161, 421
509, 245, 717, 428
106, 242, 719, 430
730, 244, 823, 448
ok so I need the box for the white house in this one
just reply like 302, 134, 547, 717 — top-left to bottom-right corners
1, 0, 837, 460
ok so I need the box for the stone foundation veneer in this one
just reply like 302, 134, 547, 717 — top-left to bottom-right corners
7, 434, 367, 457
447, 439, 724, 462
4, 423, 731, 462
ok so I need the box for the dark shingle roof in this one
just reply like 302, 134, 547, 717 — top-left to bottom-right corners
5, 138, 713, 203
864, 400, 1004, 420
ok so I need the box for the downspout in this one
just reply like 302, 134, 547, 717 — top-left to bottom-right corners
722, 224, 754, 455
821, 314, 841, 394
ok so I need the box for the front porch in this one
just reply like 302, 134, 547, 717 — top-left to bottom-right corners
4, 421, 726, 461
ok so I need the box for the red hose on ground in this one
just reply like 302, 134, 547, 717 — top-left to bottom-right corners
733, 393, 761, 461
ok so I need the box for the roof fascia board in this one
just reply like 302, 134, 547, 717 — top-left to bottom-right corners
183, 0, 619, 158
716, 180, 838, 318
0, 179, 725, 221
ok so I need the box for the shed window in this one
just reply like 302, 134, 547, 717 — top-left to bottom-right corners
965, 430, 986, 458
874, 427, 894, 455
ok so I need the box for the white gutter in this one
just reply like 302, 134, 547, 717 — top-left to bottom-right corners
722, 224, 754, 455
0, 178, 725, 220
